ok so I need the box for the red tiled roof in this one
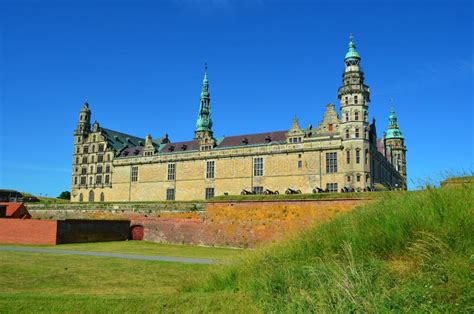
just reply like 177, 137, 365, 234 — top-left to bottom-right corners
0, 202, 31, 219
218, 130, 287, 148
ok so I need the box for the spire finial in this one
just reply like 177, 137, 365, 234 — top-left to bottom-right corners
349, 32, 354, 41
204, 62, 208, 73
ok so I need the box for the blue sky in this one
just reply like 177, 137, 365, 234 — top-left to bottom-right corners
0, 0, 472, 196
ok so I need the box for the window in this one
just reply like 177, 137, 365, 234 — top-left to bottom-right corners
205, 187, 215, 199
105, 174, 110, 184
328, 124, 333, 132
354, 95, 358, 104
79, 193, 83, 202
253, 157, 263, 176
98, 154, 103, 162
98, 144, 104, 152
253, 186, 264, 194
74, 177, 78, 185
166, 188, 175, 201
131, 166, 138, 182
106, 165, 110, 173
80, 176, 86, 185
167, 163, 176, 180
76, 157, 79, 164
326, 183, 338, 193
357, 174, 361, 182
345, 112, 349, 121
97, 165, 103, 174
81, 167, 87, 175
93, 135, 96, 142
88, 190, 94, 203
355, 128, 359, 138
91, 145, 96, 152
326, 152, 337, 173
90, 155, 95, 163
83, 146, 88, 154
298, 160, 303, 169
365, 149, 369, 164
364, 111, 368, 122
345, 96, 348, 105
76, 147, 80, 154
355, 111, 359, 121
356, 150, 361, 164
90, 165, 94, 173
106, 154, 110, 161
206, 161, 215, 179
96, 175, 102, 184
346, 129, 350, 139
89, 177, 93, 185
346, 150, 351, 164
100, 192, 105, 202
82, 156, 87, 164
347, 175, 351, 182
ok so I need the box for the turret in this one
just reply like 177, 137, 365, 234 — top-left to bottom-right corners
74, 101, 91, 139
195, 64, 215, 150
384, 106, 407, 188
338, 35, 371, 190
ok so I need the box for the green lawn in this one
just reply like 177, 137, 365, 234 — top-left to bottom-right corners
41, 241, 245, 261
0, 242, 256, 313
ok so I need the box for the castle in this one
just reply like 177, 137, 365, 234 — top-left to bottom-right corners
71, 36, 407, 202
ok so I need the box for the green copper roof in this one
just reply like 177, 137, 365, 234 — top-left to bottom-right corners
385, 107, 404, 139
196, 64, 213, 132
344, 35, 361, 61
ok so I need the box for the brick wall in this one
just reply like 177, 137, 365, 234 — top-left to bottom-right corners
0, 219, 58, 245
26, 199, 369, 248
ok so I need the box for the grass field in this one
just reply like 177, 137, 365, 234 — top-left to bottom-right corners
0, 243, 253, 313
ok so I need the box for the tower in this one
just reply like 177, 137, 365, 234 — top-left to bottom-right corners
74, 101, 91, 140
195, 64, 215, 150
384, 106, 407, 189
337, 35, 371, 189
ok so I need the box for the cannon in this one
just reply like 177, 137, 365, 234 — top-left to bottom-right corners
263, 189, 279, 195
240, 189, 254, 195
285, 188, 302, 195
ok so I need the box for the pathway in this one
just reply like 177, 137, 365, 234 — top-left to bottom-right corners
0, 246, 214, 264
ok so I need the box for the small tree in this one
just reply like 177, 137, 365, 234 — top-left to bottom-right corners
58, 191, 71, 200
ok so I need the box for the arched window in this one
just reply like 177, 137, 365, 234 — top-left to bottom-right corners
79, 193, 83, 202
89, 190, 94, 202
100, 192, 105, 202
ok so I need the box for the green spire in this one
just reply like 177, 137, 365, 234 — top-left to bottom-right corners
196, 63, 213, 132
344, 33, 361, 63
385, 105, 404, 139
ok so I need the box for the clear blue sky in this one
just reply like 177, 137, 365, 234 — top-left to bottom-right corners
0, 0, 472, 197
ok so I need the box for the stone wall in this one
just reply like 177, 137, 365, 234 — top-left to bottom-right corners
26, 199, 369, 248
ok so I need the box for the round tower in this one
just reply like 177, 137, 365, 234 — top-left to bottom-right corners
338, 35, 371, 190
384, 107, 407, 189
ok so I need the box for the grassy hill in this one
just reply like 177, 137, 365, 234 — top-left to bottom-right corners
188, 185, 473, 312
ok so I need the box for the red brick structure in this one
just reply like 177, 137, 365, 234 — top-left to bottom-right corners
0, 219, 130, 245
0, 219, 57, 245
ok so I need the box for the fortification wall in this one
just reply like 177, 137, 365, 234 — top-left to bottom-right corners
0, 219, 58, 245
26, 199, 369, 248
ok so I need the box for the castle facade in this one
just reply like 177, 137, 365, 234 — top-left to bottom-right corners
71, 37, 407, 202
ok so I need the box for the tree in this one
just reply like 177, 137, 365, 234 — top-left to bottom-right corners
58, 191, 71, 200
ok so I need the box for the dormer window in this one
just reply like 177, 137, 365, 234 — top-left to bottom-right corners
242, 138, 249, 145
181, 144, 187, 151
169, 145, 175, 152
265, 136, 272, 143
